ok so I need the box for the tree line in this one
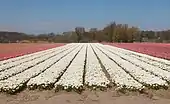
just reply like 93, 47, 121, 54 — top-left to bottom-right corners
0, 21, 170, 43
74, 22, 170, 43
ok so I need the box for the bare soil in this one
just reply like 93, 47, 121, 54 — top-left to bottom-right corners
1, 88, 170, 104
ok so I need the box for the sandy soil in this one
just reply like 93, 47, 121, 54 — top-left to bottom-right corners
1, 88, 170, 104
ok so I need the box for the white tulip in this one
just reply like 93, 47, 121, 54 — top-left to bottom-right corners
85, 44, 110, 87
97, 44, 168, 87
0, 44, 77, 93
92, 44, 143, 90
27, 45, 82, 89
55, 44, 86, 91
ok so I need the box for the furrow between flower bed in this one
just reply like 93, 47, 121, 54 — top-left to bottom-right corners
0, 44, 75, 72
91, 44, 112, 83
27, 44, 83, 90
101, 45, 170, 82
92, 44, 143, 90
0, 44, 79, 94
0, 44, 77, 81
54, 44, 87, 93
82, 44, 88, 86
96, 44, 168, 89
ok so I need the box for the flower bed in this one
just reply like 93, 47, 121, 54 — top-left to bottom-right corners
0, 43, 170, 94
104, 43, 170, 60
0, 43, 65, 61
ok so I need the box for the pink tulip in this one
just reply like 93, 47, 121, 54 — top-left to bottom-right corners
104, 43, 170, 60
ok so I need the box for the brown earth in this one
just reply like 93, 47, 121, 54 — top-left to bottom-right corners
1, 88, 170, 104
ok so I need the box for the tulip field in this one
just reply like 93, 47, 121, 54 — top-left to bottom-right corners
0, 43, 64, 61
105, 43, 170, 60
0, 43, 170, 94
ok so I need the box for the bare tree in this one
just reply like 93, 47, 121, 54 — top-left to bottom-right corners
89, 28, 97, 40
109, 21, 116, 42
75, 27, 85, 42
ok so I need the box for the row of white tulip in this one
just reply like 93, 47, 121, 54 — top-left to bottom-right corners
0, 44, 74, 71
92, 44, 143, 90
85, 44, 110, 88
104, 45, 170, 71
0, 43, 74, 66
0, 44, 77, 93
129, 54, 170, 71
54, 44, 87, 91
0, 44, 76, 80
128, 49, 170, 65
0, 47, 53, 66
27, 45, 82, 89
102, 45, 170, 82
96, 44, 168, 88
